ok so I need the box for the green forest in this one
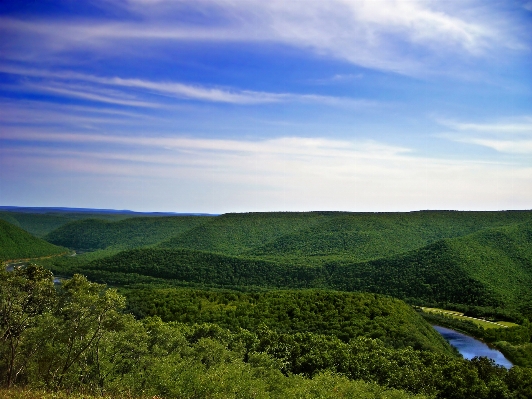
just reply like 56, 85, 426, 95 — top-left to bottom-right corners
2, 209, 532, 398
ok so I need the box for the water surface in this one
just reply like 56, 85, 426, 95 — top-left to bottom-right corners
433, 325, 512, 368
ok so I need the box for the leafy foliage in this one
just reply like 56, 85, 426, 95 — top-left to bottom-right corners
4, 267, 532, 399
124, 288, 453, 354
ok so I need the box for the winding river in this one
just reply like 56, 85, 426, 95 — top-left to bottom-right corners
433, 325, 513, 368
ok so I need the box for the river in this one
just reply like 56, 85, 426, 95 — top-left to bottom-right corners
433, 325, 513, 368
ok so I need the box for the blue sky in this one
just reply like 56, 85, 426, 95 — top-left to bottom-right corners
1, 0, 531, 213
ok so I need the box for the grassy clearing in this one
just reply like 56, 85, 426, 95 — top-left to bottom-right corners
420, 307, 519, 329
497, 321, 521, 327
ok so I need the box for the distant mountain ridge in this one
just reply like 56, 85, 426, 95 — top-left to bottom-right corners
0, 207, 217, 237
0, 206, 216, 216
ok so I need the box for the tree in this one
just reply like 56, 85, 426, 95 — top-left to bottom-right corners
1, 266, 128, 390
37, 274, 126, 389
0, 264, 55, 387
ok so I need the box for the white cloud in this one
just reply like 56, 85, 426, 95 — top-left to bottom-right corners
24, 81, 161, 108
445, 137, 532, 155
1, 0, 521, 76
2, 132, 530, 212
437, 116, 532, 155
0, 99, 154, 128
0, 65, 375, 106
438, 118, 532, 134
0, 129, 409, 158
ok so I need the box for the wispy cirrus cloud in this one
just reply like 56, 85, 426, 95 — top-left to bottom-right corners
1, 0, 525, 77
1, 129, 410, 158
439, 118, 532, 133
0, 99, 154, 128
23, 81, 161, 108
437, 117, 532, 155
0, 65, 375, 106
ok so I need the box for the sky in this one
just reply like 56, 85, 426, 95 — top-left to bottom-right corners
1, 0, 531, 213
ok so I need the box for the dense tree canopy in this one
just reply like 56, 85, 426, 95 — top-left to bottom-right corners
2, 266, 532, 398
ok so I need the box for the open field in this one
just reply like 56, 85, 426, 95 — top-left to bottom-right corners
420, 307, 519, 329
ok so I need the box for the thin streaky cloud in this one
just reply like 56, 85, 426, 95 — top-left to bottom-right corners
1, 130, 411, 159
0, 65, 375, 106
440, 136, 532, 155
438, 118, 532, 134
1, 1, 523, 77
0, 103, 147, 127
1, 1, 530, 212
19, 82, 161, 108
435, 116, 532, 155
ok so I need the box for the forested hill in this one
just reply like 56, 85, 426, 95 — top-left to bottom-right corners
55, 218, 532, 316
44, 216, 210, 251
21, 209, 532, 315
159, 211, 532, 264
6, 266, 531, 399
158, 212, 329, 255
0, 210, 133, 237
0, 219, 67, 261
0, 207, 210, 238
39, 210, 532, 259
124, 289, 455, 355
447, 222, 532, 311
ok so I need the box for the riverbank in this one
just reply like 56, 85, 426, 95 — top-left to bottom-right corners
421, 306, 518, 329
420, 309, 532, 368
433, 325, 513, 368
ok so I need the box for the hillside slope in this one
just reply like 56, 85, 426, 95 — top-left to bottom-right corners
160, 211, 532, 264
158, 212, 330, 254
448, 222, 532, 311
61, 247, 319, 288
57, 221, 532, 316
44, 216, 210, 250
0, 219, 67, 261
332, 222, 532, 313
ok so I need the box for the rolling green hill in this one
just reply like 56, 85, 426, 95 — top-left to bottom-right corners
37, 210, 532, 318
159, 211, 532, 265
331, 222, 532, 313
0, 211, 131, 237
47, 218, 532, 317
44, 216, 211, 250
8, 267, 528, 399
0, 219, 67, 261
158, 212, 330, 254
447, 222, 532, 311
246, 211, 532, 263
50, 247, 323, 289
16, 211, 532, 396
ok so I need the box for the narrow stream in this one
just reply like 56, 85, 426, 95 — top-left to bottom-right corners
433, 325, 513, 368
